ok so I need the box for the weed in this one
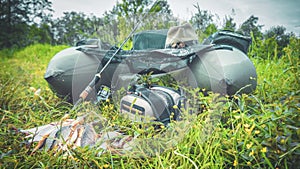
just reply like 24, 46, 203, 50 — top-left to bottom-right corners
0, 43, 299, 168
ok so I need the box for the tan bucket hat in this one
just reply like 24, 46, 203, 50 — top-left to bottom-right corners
165, 23, 198, 47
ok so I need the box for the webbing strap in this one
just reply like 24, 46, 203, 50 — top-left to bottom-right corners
136, 87, 170, 123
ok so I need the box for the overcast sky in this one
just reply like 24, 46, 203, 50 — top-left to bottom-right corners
51, 0, 300, 35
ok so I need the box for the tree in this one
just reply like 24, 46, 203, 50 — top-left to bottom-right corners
0, 0, 53, 49
111, 0, 172, 29
99, 0, 175, 46
264, 26, 292, 48
190, 3, 213, 31
248, 25, 296, 59
222, 15, 236, 31
237, 15, 263, 39
264, 26, 294, 57
27, 23, 52, 45
51, 12, 102, 45
190, 3, 214, 41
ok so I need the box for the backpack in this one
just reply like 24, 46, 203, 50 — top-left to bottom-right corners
120, 85, 185, 125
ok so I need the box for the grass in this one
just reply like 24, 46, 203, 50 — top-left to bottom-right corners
0, 42, 299, 168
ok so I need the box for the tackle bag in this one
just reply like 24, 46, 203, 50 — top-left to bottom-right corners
120, 85, 185, 125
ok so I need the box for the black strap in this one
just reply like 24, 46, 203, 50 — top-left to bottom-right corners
136, 87, 171, 124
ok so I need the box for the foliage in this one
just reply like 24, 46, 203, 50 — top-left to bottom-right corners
0, 0, 296, 57
0, 0, 53, 49
237, 15, 263, 40
249, 31, 298, 59
99, 0, 176, 47
0, 35, 299, 168
51, 12, 102, 46
190, 3, 213, 32
200, 23, 218, 42
263, 26, 294, 57
0, 0, 299, 168
190, 3, 214, 41
223, 15, 236, 32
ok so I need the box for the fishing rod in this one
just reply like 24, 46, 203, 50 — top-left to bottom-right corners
72, 0, 161, 109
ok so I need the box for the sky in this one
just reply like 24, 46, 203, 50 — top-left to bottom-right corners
51, 0, 300, 35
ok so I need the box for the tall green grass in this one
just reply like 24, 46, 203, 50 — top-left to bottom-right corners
0, 43, 299, 168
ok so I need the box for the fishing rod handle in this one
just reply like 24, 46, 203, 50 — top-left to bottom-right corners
78, 73, 101, 100
79, 86, 93, 100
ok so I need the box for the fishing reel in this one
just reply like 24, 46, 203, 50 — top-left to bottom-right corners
96, 85, 111, 102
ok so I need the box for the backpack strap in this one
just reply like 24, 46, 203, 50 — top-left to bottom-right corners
151, 86, 185, 121
136, 87, 171, 124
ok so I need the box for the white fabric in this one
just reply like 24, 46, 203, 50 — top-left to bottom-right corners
165, 23, 198, 46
